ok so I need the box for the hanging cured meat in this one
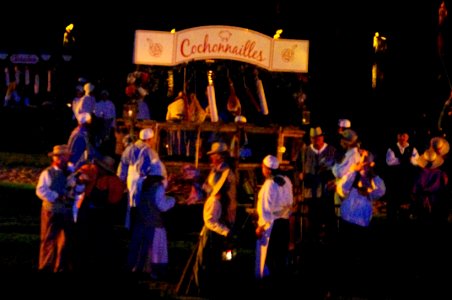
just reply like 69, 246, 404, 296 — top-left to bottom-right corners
255, 70, 269, 115
227, 78, 241, 117
206, 70, 219, 122
34, 74, 40, 95
243, 74, 261, 113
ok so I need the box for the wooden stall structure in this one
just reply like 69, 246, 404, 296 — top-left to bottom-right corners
117, 118, 305, 206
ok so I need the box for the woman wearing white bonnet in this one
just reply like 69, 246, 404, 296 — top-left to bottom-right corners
127, 157, 175, 279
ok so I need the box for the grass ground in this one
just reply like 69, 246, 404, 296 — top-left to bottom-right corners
0, 185, 41, 272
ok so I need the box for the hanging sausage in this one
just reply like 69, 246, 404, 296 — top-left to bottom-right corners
25, 67, 30, 86
254, 69, 268, 115
206, 70, 219, 122
34, 73, 40, 95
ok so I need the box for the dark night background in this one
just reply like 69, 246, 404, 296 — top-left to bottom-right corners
0, 1, 449, 154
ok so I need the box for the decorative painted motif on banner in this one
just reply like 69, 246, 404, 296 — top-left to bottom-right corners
134, 25, 309, 73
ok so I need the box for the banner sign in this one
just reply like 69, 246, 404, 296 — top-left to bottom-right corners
134, 25, 309, 73
10, 54, 39, 64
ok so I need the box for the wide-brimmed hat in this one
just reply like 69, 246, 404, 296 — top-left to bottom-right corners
139, 128, 154, 140
341, 129, 358, 145
263, 155, 280, 170
48, 144, 71, 157
417, 148, 444, 169
338, 119, 351, 128
94, 156, 116, 173
207, 142, 228, 155
430, 137, 450, 157
310, 127, 324, 138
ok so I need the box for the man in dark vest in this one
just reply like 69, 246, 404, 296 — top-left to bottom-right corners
385, 129, 420, 224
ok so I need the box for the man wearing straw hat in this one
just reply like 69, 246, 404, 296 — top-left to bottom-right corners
192, 141, 237, 297
202, 141, 237, 204
36, 144, 74, 272
302, 127, 337, 244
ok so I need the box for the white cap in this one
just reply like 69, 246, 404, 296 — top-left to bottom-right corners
234, 115, 247, 123
338, 119, 351, 128
263, 155, 279, 170
139, 128, 154, 140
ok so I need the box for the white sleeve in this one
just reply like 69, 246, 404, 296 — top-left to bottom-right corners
369, 176, 386, 200
336, 171, 357, 199
256, 180, 274, 230
155, 185, 175, 212
203, 195, 229, 236
410, 147, 420, 166
35, 169, 59, 202
386, 148, 399, 166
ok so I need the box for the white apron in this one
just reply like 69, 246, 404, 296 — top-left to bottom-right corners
124, 163, 142, 229
255, 222, 274, 279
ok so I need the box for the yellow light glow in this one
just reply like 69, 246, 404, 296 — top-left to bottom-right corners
222, 250, 233, 261
273, 29, 283, 39
66, 23, 74, 32
373, 32, 387, 52
170, 28, 176, 34
372, 64, 377, 89
207, 70, 214, 85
